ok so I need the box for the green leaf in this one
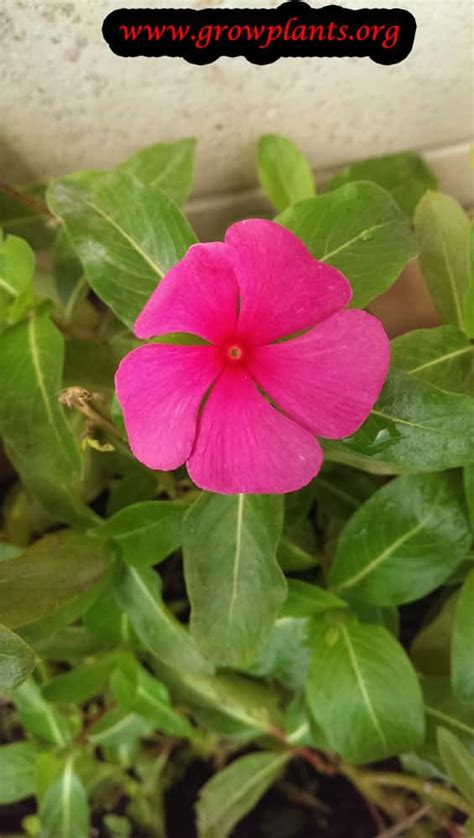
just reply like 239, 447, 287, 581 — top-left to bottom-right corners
348, 601, 399, 636
114, 563, 211, 675
465, 466, 474, 532
423, 677, 474, 754
390, 326, 473, 393
35, 752, 64, 803
245, 617, 311, 691
52, 229, 86, 318
102, 814, 132, 838
18, 575, 108, 649
281, 580, 347, 619
39, 757, 90, 838
277, 181, 416, 308
415, 191, 470, 330
183, 493, 286, 668
313, 465, 381, 525
13, 678, 73, 746
93, 500, 185, 566
0, 624, 36, 689
324, 369, 474, 474
154, 662, 280, 737
120, 138, 196, 204
110, 653, 193, 738
411, 593, 458, 676
326, 151, 437, 217
437, 727, 474, 806
0, 232, 34, 326
33, 626, 109, 663
452, 571, 474, 704
105, 466, 157, 517
277, 538, 320, 572
306, 616, 425, 762
257, 134, 314, 212
87, 706, 153, 748
464, 224, 474, 338
328, 473, 471, 605
42, 655, 116, 704
47, 171, 196, 329
83, 593, 129, 646
0, 308, 96, 526
0, 741, 37, 804
197, 751, 290, 838
0, 531, 107, 629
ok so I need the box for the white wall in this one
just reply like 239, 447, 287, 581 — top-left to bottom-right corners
1, 0, 473, 212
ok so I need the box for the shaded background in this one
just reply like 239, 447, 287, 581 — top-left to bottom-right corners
1, 1, 472, 200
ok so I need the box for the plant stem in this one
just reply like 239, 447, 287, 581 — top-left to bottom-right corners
375, 804, 431, 838
0, 180, 55, 220
367, 771, 472, 817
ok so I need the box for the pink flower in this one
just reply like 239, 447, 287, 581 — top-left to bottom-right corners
115, 220, 389, 494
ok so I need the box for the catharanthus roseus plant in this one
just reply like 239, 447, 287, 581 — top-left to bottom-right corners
116, 219, 389, 493
0, 134, 473, 837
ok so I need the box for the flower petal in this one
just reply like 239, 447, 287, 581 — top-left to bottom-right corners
225, 219, 351, 344
187, 368, 323, 494
248, 310, 389, 439
115, 344, 223, 470
134, 242, 239, 343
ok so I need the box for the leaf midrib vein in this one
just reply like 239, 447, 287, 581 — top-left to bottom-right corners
340, 624, 388, 751
227, 494, 245, 632
410, 345, 473, 374
425, 704, 474, 737
0, 276, 17, 296
432, 211, 465, 328
61, 758, 72, 838
321, 222, 391, 261
84, 199, 164, 280
336, 503, 438, 592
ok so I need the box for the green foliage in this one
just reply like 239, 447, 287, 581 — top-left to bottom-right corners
410, 593, 457, 676
13, 678, 74, 746
390, 325, 473, 392
92, 499, 185, 566
0, 134, 473, 834
415, 191, 471, 332
183, 493, 286, 667
114, 563, 211, 674
0, 231, 34, 327
437, 727, 474, 807
257, 133, 315, 211
0, 741, 38, 804
306, 615, 425, 762
47, 171, 196, 329
325, 368, 474, 473
0, 307, 96, 526
325, 150, 437, 216
452, 571, 474, 704
0, 531, 107, 628
328, 472, 471, 605
278, 180, 417, 308
38, 757, 90, 838
120, 137, 196, 204
0, 624, 36, 689
111, 653, 194, 738
197, 751, 290, 838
